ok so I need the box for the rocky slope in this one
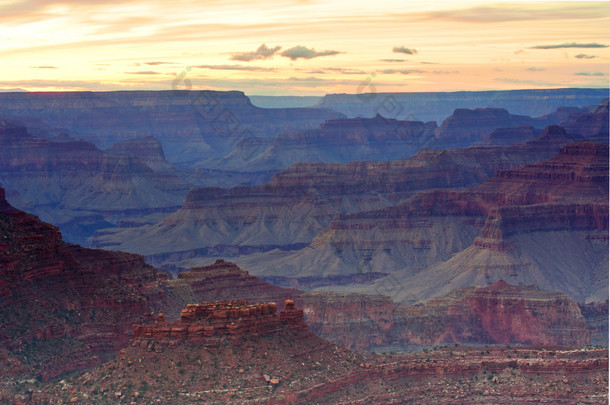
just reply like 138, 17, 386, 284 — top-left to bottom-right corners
93, 127, 581, 267
231, 127, 588, 280
19, 339, 608, 404
0, 119, 189, 244
239, 135, 607, 306
371, 140, 609, 303
0, 187, 166, 381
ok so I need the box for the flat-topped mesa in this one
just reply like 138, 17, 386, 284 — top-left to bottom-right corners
131, 299, 307, 348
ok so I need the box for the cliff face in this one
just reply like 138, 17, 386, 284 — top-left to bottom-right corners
155, 260, 596, 351
559, 98, 609, 139
294, 281, 591, 350
393, 281, 589, 346
106, 136, 177, 172
481, 126, 542, 146
132, 299, 307, 349
0, 188, 164, 381
435, 108, 543, 147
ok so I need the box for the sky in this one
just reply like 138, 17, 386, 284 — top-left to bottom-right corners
0, 0, 609, 95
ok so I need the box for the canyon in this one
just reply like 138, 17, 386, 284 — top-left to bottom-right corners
0, 184, 606, 403
92, 123, 588, 269
0, 89, 607, 403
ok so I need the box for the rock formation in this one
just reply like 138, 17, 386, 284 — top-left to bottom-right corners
131, 299, 307, 348
0, 188, 165, 380
559, 98, 609, 139
92, 127, 580, 268
106, 136, 177, 172
0, 120, 189, 243
368, 141, 608, 303
220, 114, 437, 172
480, 125, 542, 145
393, 281, 589, 346
434, 108, 542, 147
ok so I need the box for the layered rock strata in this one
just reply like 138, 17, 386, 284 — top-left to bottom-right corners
131, 299, 307, 348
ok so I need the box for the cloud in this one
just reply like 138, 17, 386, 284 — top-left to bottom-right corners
379, 69, 425, 75
423, 3, 608, 23
144, 61, 175, 65
514, 50, 526, 55
574, 71, 605, 76
393, 46, 417, 55
280, 46, 340, 60
124, 71, 161, 75
575, 54, 597, 59
323, 67, 365, 75
380, 58, 406, 62
525, 67, 546, 72
231, 44, 281, 62
530, 42, 608, 49
194, 64, 276, 72
431, 70, 459, 75
30, 66, 57, 69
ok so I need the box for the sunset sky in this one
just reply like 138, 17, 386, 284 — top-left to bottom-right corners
1, 1, 608, 95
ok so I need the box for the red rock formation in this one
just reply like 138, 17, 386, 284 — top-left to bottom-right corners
131, 299, 307, 347
0, 189, 162, 380
297, 293, 396, 350
393, 281, 590, 346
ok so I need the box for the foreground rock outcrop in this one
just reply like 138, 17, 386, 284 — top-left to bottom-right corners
132, 299, 307, 349
20, 342, 608, 404
0, 187, 166, 381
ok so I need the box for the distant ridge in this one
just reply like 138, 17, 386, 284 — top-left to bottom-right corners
316, 88, 608, 122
